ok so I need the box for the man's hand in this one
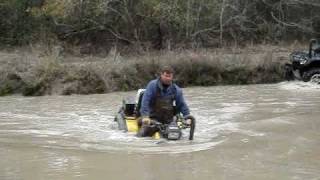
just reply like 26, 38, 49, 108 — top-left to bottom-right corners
185, 119, 192, 125
184, 115, 194, 125
142, 117, 152, 125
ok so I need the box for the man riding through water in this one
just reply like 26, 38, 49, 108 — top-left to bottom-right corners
138, 66, 193, 137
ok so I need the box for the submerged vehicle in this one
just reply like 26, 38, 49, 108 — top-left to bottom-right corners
285, 39, 320, 83
114, 89, 196, 140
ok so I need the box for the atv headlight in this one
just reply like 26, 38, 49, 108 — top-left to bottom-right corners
299, 57, 308, 65
292, 54, 308, 65
168, 132, 180, 140
166, 125, 182, 140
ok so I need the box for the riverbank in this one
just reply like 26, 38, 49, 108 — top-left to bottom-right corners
0, 44, 301, 96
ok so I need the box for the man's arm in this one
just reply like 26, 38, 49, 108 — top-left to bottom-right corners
175, 87, 190, 117
140, 80, 156, 117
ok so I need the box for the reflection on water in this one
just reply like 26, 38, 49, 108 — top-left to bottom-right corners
0, 82, 320, 180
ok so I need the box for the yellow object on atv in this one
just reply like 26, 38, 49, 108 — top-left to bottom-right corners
124, 116, 161, 139
125, 117, 139, 132
152, 132, 161, 139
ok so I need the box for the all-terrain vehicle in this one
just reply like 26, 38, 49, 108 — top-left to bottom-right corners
114, 89, 196, 140
285, 39, 320, 83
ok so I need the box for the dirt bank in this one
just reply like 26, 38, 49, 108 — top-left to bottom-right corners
0, 44, 298, 96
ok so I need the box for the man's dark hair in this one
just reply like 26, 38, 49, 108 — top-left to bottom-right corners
160, 66, 174, 74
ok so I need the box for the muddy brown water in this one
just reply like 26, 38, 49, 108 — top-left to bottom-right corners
0, 82, 319, 180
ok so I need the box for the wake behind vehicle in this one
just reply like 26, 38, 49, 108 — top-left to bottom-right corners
114, 89, 196, 140
285, 39, 320, 83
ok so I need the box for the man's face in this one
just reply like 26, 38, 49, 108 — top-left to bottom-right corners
160, 72, 173, 85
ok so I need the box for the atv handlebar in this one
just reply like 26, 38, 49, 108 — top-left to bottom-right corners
310, 39, 318, 58
185, 115, 196, 140
150, 115, 196, 140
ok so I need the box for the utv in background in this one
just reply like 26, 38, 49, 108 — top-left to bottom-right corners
285, 39, 320, 83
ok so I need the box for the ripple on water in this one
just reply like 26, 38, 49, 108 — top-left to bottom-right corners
0, 87, 260, 154
0, 110, 240, 154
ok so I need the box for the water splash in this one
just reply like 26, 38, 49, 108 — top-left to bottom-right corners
0, 90, 248, 154
279, 81, 320, 91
